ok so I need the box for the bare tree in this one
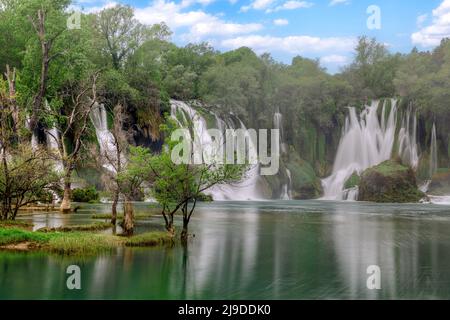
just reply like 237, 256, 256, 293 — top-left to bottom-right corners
101, 104, 129, 225
46, 72, 100, 213
27, 8, 65, 133
1, 78, 57, 220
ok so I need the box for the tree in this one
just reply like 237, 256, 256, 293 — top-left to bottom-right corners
95, 4, 152, 69
24, 0, 70, 134
0, 77, 58, 220
101, 104, 129, 225
116, 147, 149, 235
145, 122, 247, 242
46, 72, 100, 212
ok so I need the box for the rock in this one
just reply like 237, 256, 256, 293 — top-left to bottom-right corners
428, 170, 450, 196
286, 158, 323, 200
344, 171, 361, 189
358, 160, 424, 203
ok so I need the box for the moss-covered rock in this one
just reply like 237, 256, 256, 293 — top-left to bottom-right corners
358, 160, 424, 203
286, 155, 323, 199
344, 171, 361, 189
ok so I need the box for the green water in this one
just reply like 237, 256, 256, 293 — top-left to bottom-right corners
1, 201, 450, 300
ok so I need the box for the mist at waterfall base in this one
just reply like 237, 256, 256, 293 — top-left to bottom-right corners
321, 100, 444, 203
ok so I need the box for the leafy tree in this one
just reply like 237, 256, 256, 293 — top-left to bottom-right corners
146, 122, 247, 242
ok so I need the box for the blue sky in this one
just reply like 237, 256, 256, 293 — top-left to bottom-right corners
73, 0, 450, 73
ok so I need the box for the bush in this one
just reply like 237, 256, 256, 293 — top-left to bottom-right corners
71, 187, 99, 203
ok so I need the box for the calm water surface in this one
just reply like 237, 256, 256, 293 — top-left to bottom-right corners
1, 200, 450, 299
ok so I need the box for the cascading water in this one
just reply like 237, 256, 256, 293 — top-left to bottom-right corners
321, 99, 419, 201
398, 105, 419, 170
25, 116, 38, 151
420, 123, 438, 193
280, 168, 292, 200
430, 123, 438, 178
90, 102, 119, 173
170, 100, 262, 201
274, 111, 291, 200
46, 127, 64, 173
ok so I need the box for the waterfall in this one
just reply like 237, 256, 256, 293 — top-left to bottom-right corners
322, 99, 419, 201
420, 123, 438, 193
430, 123, 438, 178
90, 102, 118, 173
46, 127, 64, 173
280, 168, 292, 200
43, 101, 64, 173
398, 105, 419, 170
25, 116, 38, 151
170, 100, 262, 201
274, 111, 292, 200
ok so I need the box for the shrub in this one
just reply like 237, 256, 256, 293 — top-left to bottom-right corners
72, 187, 100, 203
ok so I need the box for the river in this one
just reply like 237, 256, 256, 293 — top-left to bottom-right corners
1, 201, 450, 299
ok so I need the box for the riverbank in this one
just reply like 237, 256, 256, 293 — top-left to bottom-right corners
0, 221, 173, 255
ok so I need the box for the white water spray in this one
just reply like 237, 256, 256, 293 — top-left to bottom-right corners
274, 111, 292, 199
170, 100, 262, 201
322, 100, 419, 201
90, 102, 119, 173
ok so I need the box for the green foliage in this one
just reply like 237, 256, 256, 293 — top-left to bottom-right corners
124, 231, 173, 247
344, 172, 361, 189
37, 222, 111, 232
71, 187, 99, 203
359, 160, 424, 203
0, 228, 53, 246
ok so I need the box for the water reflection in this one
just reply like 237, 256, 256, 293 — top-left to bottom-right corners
1, 201, 450, 299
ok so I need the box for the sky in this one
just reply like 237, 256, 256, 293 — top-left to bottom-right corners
72, 0, 450, 73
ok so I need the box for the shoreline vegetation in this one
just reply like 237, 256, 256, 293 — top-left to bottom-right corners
0, 220, 174, 255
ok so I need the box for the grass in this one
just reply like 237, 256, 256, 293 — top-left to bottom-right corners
367, 160, 409, 175
0, 220, 174, 255
91, 213, 155, 220
0, 220, 34, 229
125, 231, 174, 247
0, 228, 52, 246
37, 222, 112, 233
47, 232, 122, 255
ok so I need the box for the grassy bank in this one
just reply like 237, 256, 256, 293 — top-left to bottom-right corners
0, 223, 174, 255
91, 213, 155, 220
37, 222, 113, 232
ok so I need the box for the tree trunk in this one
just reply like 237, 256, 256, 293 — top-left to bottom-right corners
60, 180, 71, 213
111, 190, 119, 225
181, 217, 189, 244
122, 197, 134, 236
180, 202, 189, 244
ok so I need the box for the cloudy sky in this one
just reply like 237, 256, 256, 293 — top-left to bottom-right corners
73, 0, 450, 73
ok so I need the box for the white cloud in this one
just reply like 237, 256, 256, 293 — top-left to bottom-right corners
267, 1, 314, 13
416, 14, 428, 27
240, 0, 276, 12
329, 0, 350, 6
220, 35, 356, 54
273, 19, 289, 26
135, 0, 263, 40
412, 0, 450, 47
320, 54, 348, 64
